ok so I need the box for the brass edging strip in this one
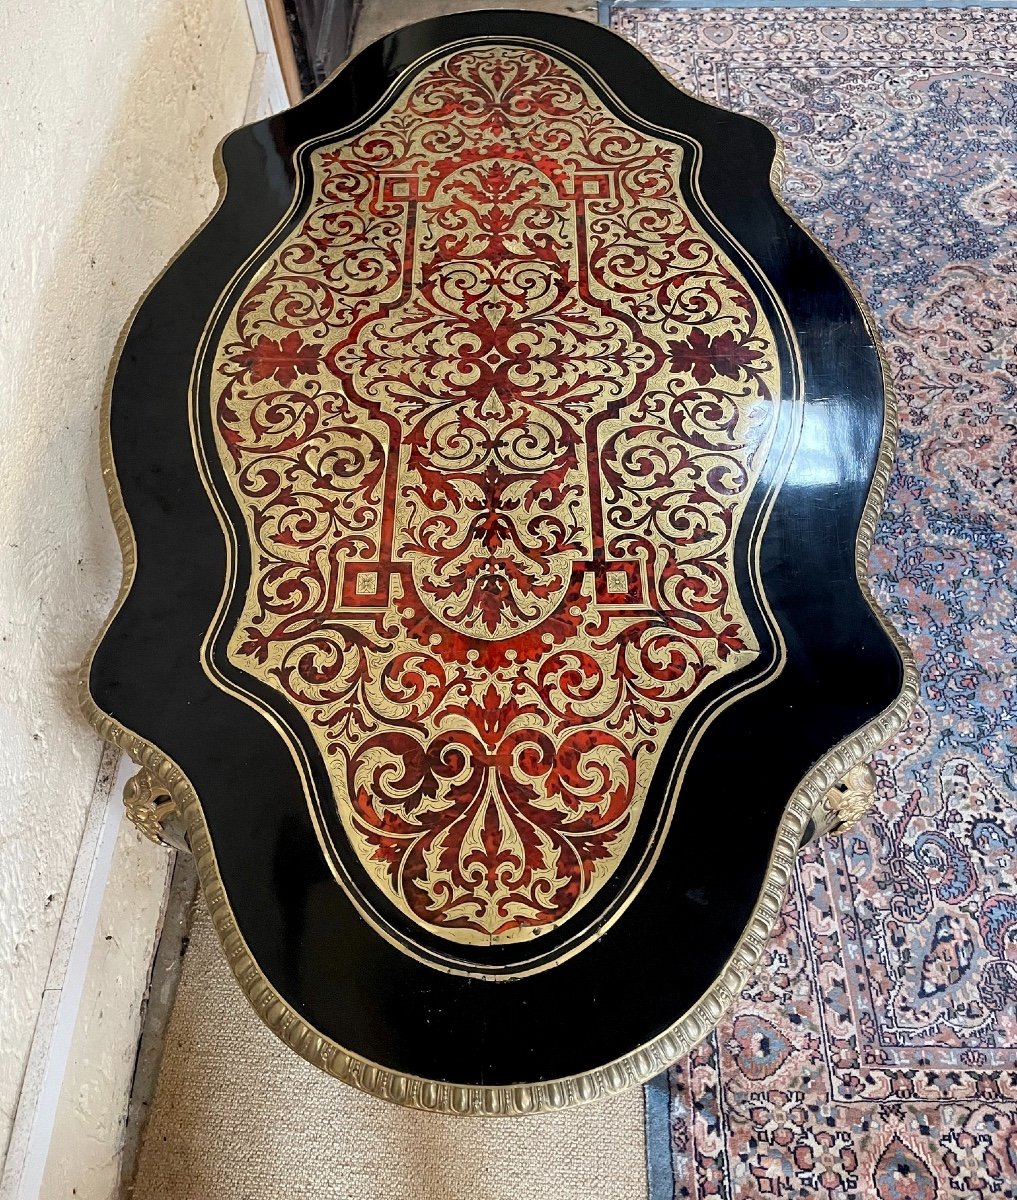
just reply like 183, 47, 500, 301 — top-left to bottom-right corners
79, 19, 918, 1115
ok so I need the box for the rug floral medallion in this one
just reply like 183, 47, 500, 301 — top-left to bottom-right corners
615, 8, 1017, 1198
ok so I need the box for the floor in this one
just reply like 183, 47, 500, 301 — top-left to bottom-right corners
130, 904, 647, 1200
352, 0, 1017, 55
352, 0, 598, 52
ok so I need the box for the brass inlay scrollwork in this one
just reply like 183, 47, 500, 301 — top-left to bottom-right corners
209, 46, 781, 945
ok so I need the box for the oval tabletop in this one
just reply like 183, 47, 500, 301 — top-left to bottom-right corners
83, 12, 916, 1114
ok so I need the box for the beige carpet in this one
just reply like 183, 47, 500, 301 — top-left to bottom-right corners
132, 902, 647, 1199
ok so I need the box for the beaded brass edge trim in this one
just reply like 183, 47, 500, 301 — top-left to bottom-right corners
79, 20, 918, 1115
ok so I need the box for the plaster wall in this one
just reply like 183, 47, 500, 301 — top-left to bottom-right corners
0, 0, 256, 1167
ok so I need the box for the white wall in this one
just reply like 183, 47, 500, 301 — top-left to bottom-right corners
0, 0, 257, 1176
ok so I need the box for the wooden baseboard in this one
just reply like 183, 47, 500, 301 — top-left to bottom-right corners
263, 0, 304, 103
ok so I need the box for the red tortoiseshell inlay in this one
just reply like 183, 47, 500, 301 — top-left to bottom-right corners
210, 46, 779, 946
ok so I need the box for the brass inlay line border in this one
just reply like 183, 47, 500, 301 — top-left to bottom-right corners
79, 21, 918, 1115
208, 54, 783, 947
189, 36, 804, 979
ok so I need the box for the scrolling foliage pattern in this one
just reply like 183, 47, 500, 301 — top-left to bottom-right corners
211, 47, 779, 946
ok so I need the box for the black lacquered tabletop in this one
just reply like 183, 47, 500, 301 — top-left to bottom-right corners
85, 12, 913, 1112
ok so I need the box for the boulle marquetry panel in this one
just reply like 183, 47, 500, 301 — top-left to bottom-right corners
83, 12, 916, 1112
212, 47, 781, 956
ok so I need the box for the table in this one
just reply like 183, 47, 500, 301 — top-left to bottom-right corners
82, 11, 917, 1114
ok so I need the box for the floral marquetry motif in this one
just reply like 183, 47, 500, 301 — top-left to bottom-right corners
211, 47, 780, 946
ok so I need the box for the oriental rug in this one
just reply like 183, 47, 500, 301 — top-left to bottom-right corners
613, 7, 1017, 1198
